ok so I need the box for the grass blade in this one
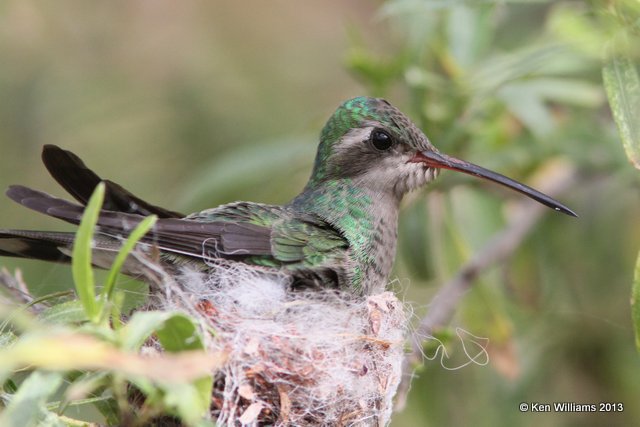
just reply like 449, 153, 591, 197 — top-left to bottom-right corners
101, 214, 157, 304
71, 183, 105, 322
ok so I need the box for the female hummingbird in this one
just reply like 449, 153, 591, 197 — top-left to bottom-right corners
0, 97, 575, 295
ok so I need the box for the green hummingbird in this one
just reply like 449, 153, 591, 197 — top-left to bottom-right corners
0, 97, 576, 295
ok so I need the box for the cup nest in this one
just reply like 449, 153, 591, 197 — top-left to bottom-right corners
148, 263, 409, 426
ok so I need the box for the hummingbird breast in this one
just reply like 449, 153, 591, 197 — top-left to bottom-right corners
290, 180, 401, 295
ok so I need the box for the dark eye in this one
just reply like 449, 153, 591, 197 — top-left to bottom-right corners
370, 129, 393, 151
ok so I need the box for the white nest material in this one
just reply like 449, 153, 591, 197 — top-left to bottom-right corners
149, 262, 409, 426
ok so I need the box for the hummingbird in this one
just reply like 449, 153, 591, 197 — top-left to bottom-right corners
0, 97, 576, 295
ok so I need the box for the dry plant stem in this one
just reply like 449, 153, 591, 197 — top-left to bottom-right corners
395, 166, 579, 411
0, 268, 48, 313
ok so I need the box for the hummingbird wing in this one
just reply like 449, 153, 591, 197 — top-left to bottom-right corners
41, 144, 184, 218
3, 185, 272, 259
1, 186, 350, 286
188, 202, 351, 282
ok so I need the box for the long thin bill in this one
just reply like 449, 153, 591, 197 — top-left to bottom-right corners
416, 150, 577, 217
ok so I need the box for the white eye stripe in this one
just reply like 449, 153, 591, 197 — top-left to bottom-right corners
334, 127, 375, 151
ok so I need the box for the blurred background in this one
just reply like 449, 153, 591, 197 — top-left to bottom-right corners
0, 1, 639, 426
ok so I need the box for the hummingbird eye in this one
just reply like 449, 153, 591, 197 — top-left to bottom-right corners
370, 129, 393, 151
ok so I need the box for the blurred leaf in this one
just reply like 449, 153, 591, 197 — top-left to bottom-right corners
487, 339, 519, 380
381, 0, 551, 16
496, 77, 603, 136
525, 78, 604, 106
179, 136, 315, 208
118, 311, 213, 421
72, 183, 105, 322
93, 396, 120, 427
498, 81, 555, 136
0, 330, 17, 347
404, 66, 448, 90
603, 52, 640, 169
449, 187, 503, 248
3, 377, 18, 393
36, 413, 68, 427
155, 313, 204, 353
162, 382, 210, 426
0, 330, 223, 383
469, 44, 568, 95
0, 371, 63, 427
398, 199, 433, 280
58, 372, 118, 426
120, 311, 202, 352
345, 35, 407, 95
547, 3, 608, 58
38, 300, 88, 324
447, 5, 492, 70
461, 282, 517, 378
632, 249, 640, 352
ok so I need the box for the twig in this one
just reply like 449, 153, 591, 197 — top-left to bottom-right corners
394, 163, 579, 411
0, 268, 39, 308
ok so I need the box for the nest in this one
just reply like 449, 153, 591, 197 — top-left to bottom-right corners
150, 263, 409, 426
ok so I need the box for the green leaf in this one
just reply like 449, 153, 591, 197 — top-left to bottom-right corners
120, 311, 203, 352
632, 250, 640, 352
0, 371, 63, 427
163, 382, 209, 426
498, 82, 555, 137
469, 44, 569, 95
101, 214, 157, 304
93, 396, 121, 426
158, 320, 213, 424
446, 5, 492, 70
31, 412, 66, 427
60, 371, 111, 407
496, 77, 604, 136
0, 330, 220, 382
118, 312, 213, 423
3, 378, 18, 393
38, 300, 88, 324
381, 0, 551, 16
155, 313, 204, 353
72, 182, 105, 322
517, 78, 604, 107
603, 52, 640, 169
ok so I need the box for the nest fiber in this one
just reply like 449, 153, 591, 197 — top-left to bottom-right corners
151, 263, 409, 426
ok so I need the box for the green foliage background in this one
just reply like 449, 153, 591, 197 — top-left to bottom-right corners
0, 1, 639, 426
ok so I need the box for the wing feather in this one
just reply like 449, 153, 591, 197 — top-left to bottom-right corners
4, 184, 350, 287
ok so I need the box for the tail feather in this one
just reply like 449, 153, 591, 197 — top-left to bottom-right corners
4, 185, 272, 264
0, 230, 75, 262
0, 229, 151, 276
1, 145, 276, 274
42, 145, 183, 218
6, 185, 86, 225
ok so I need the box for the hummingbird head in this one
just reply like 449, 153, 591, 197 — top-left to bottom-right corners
308, 97, 576, 216
309, 96, 439, 197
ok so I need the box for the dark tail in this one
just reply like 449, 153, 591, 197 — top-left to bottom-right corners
1, 180, 272, 274
41, 144, 183, 218
0, 144, 182, 265
1, 145, 272, 269
0, 229, 75, 262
